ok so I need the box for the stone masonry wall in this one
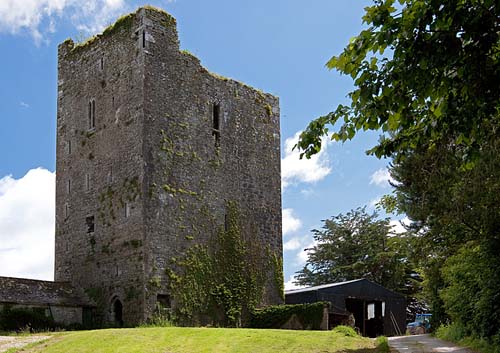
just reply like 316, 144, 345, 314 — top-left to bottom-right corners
55, 13, 147, 324
55, 6, 283, 325
140, 8, 283, 318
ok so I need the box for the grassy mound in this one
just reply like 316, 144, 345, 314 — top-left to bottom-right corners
18, 327, 380, 353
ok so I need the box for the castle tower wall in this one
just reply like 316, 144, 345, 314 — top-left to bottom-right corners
55, 7, 282, 325
140, 8, 283, 317
55, 13, 148, 324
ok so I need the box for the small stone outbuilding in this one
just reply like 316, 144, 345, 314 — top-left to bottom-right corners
0, 277, 95, 326
285, 279, 406, 337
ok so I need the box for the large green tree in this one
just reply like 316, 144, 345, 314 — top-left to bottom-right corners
295, 0, 499, 343
295, 208, 423, 316
296, 0, 499, 163
388, 137, 500, 338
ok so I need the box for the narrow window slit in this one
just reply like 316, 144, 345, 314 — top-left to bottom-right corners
86, 216, 95, 233
142, 31, 146, 48
89, 100, 96, 129
92, 100, 96, 128
88, 101, 92, 128
212, 103, 220, 147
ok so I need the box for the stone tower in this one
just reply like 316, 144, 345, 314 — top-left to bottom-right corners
55, 6, 282, 325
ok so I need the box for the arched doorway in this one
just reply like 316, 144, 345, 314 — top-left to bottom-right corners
113, 299, 124, 327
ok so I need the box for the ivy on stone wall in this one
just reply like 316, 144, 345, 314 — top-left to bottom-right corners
167, 201, 277, 327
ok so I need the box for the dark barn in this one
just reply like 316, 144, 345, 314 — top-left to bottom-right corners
285, 279, 406, 337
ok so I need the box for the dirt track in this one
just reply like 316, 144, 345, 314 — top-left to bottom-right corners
389, 334, 474, 353
0, 335, 50, 352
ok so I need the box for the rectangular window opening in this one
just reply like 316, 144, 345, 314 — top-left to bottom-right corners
86, 215, 95, 233
367, 303, 375, 320
142, 31, 146, 48
64, 203, 69, 219
100, 57, 104, 70
212, 103, 220, 147
67, 140, 72, 155
125, 203, 131, 218
157, 294, 171, 308
67, 179, 71, 194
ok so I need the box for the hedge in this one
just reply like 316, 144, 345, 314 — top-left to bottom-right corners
0, 305, 57, 331
249, 302, 328, 330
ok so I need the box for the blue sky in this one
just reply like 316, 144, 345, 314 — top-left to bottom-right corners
0, 0, 402, 286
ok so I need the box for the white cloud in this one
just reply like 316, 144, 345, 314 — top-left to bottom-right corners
0, 0, 128, 44
283, 237, 301, 251
284, 274, 305, 291
20, 101, 30, 108
296, 240, 316, 266
0, 168, 55, 280
369, 168, 396, 188
390, 217, 411, 234
281, 131, 332, 189
282, 208, 302, 236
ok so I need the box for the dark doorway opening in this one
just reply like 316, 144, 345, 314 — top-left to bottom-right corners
328, 313, 348, 330
365, 300, 384, 338
345, 298, 365, 335
113, 299, 123, 327
345, 298, 385, 337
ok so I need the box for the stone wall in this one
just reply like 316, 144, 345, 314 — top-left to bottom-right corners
0, 277, 93, 325
56, 11, 147, 324
141, 7, 283, 317
55, 6, 282, 325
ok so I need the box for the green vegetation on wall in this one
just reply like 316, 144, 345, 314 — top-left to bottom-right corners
167, 201, 280, 327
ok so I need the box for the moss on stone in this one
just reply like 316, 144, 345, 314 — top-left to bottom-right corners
102, 12, 135, 37
67, 6, 176, 55
264, 104, 273, 117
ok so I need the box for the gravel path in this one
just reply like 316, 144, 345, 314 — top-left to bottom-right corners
389, 334, 474, 353
0, 335, 50, 353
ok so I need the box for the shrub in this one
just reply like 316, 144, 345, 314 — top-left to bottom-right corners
435, 323, 500, 353
0, 306, 56, 332
332, 325, 358, 337
249, 302, 327, 330
374, 336, 389, 353
140, 307, 175, 328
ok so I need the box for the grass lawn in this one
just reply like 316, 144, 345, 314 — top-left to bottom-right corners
13, 327, 384, 353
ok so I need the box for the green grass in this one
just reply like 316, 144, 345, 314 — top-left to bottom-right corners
14, 327, 383, 353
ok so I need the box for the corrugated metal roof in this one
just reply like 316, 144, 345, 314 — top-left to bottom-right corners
285, 278, 364, 295
285, 278, 403, 298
